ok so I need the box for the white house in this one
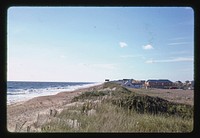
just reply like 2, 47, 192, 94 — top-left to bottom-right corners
122, 79, 143, 88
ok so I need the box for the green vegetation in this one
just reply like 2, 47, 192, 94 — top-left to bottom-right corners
111, 93, 193, 118
41, 82, 193, 132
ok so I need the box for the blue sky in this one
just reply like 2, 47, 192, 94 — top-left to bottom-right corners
7, 7, 194, 82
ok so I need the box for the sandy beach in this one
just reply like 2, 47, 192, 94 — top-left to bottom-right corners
7, 84, 104, 132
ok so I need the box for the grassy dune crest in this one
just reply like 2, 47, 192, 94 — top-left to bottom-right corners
41, 82, 193, 132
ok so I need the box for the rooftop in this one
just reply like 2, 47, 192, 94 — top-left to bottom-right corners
147, 79, 172, 83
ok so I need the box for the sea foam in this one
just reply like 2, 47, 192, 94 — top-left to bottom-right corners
7, 82, 103, 105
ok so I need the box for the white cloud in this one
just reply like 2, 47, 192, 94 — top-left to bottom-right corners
170, 51, 189, 55
145, 59, 154, 63
119, 42, 128, 48
142, 44, 154, 50
169, 37, 188, 40
120, 54, 145, 59
91, 63, 116, 70
167, 42, 190, 46
78, 63, 116, 70
146, 57, 193, 64
120, 55, 136, 58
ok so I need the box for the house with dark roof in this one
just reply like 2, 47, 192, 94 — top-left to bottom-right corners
145, 79, 173, 89
173, 81, 183, 89
122, 79, 143, 88
123, 79, 134, 87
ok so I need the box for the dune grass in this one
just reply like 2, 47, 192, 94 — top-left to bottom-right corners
41, 101, 193, 132
41, 82, 193, 132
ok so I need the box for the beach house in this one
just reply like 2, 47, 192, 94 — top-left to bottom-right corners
173, 81, 183, 89
145, 79, 173, 89
122, 79, 143, 88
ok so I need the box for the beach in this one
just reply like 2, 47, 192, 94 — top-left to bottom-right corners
7, 82, 194, 132
7, 83, 104, 132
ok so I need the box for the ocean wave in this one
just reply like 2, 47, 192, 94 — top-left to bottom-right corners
7, 82, 103, 104
7, 91, 27, 95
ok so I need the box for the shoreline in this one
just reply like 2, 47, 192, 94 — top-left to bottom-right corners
7, 82, 103, 106
7, 83, 104, 132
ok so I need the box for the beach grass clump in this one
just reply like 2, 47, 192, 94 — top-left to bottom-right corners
103, 82, 132, 94
72, 91, 108, 102
72, 82, 132, 102
41, 102, 193, 132
102, 82, 121, 89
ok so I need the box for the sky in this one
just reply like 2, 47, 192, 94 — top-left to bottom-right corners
7, 7, 194, 82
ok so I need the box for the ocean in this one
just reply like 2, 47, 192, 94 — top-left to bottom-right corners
7, 81, 102, 105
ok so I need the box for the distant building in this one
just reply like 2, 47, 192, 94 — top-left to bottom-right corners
145, 79, 173, 89
105, 79, 109, 82
123, 79, 134, 87
173, 81, 183, 89
174, 81, 183, 85
188, 80, 194, 90
123, 79, 130, 83
122, 79, 143, 88
189, 80, 194, 87
140, 80, 146, 85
